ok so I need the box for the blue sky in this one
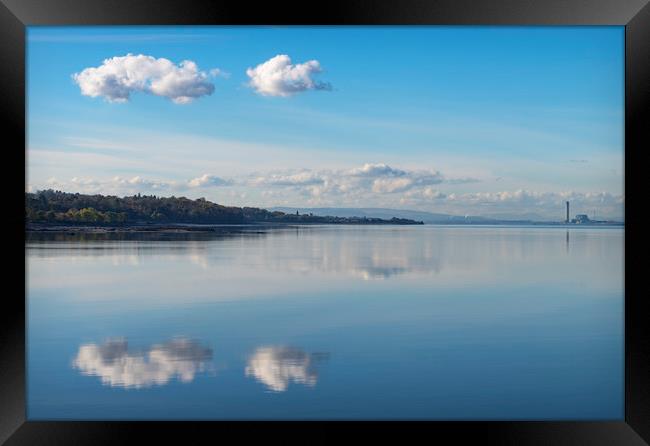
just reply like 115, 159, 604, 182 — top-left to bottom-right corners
27, 26, 624, 220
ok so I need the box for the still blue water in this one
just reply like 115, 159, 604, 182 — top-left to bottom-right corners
26, 225, 624, 420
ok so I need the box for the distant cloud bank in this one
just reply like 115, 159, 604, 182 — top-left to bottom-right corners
251, 163, 457, 198
72, 54, 219, 104
32, 162, 624, 220
45, 173, 232, 195
246, 54, 331, 97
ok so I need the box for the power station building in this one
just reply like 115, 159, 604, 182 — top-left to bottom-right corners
565, 201, 592, 224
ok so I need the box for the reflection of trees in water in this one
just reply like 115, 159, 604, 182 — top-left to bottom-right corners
25, 229, 268, 262
72, 337, 213, 388
245, 346, 329, 392
26, 228, 268, 243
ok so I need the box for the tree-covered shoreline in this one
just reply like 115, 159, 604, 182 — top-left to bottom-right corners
25, 190, 423, 227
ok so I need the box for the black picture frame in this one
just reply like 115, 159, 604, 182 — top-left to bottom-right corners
3, 0, 649, 444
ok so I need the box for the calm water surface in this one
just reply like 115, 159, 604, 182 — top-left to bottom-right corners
26, 225, 624, 419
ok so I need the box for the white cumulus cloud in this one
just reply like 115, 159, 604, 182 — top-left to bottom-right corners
187, 174, 233, 188
246, 54, 331, 97
72, 54, 219, 104
349, 163, 406, 177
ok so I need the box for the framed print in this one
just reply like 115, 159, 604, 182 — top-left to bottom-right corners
2, 0, 649, 444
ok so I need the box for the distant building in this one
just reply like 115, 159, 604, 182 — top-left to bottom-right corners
573, 214, 590, 224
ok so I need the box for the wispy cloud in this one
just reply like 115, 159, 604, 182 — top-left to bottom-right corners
29, 33, 216, 43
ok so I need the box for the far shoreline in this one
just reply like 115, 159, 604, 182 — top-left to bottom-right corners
25, 221, 424, 233
25, 221, 623, 233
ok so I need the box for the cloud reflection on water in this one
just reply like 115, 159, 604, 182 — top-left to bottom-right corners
29, 227, 623, 305
245, 346, 329, 392
72, 337, 213, 388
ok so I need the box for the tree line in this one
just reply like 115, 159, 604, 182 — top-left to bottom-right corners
26, 190, 252, 225
26, 190, 422, 226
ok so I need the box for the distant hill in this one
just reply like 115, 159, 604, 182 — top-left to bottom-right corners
25, 191, 423, 226
268, 207, 504, 224
268, 207, 625, 225
480, 212, 555, 222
